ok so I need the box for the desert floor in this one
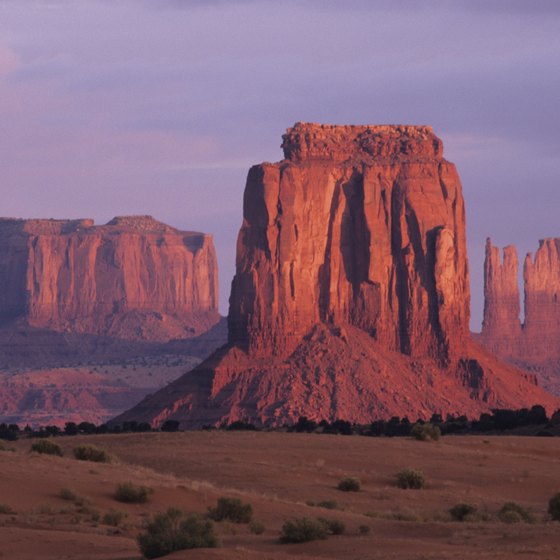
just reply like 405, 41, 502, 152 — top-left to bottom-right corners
1, 432, 560, 559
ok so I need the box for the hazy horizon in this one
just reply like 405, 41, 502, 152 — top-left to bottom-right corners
1, 0, 558, 329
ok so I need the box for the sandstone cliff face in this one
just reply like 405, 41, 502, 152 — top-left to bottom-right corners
229, 123, 469, 363
481, 238, 560, 393
0, 216, 219, 341
114, 124, 559, 429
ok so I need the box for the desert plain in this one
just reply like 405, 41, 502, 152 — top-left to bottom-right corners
1, 431, 560, 559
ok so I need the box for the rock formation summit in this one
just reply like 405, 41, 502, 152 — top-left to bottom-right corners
0, 215, 219, 341
481, 238, 560, 394
115, 123, 558, 428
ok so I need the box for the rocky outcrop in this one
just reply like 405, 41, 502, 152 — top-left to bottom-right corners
481, 238, 560, 393
229, 123, 469, 364
114, 124, 559, 428
0, 216, 219, 341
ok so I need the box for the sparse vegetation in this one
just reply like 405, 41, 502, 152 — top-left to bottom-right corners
30, 439, 63, 457
207, 497, 253, 523
358, 524, 371, 535
449, 503, 479, 522
316, 500, 339, 510
337, 476, 361, 492
396, 469, 426, 489
249, 520, 265, 535
73, 445, 112, 463
318, 517, 345, 535
498, 502, 534, 524
0, 504, 15, 514
59, 488, 80, 502
102, 508, 127, 527
279, 517, 329, 543
548, 493, 560, 521
114, 482, 151, 504
411, 423, 441, 441
137, 508, 219, 558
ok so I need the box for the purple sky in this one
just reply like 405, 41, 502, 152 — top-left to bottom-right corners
0, 1, 559, 329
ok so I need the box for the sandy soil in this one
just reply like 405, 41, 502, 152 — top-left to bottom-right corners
1, 432, 560, 559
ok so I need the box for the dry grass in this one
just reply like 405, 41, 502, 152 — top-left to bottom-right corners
1, 432, 560, 559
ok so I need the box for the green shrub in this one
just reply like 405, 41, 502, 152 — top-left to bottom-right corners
279, 517, 329, 543
318, 517, 345, 535
548, 493, 560, 521
396, 469, 425, 490
73, 445, 112, 463
137, 508, 218, 558
358, 525, 371, 535
59, 488, 79, 502
249, 520, 265, 535
31, 439, 63, 457
114, 482, 151, 504
449, 503, 479, 522
411, 423, 441, 442
0, 504, 15, 514
316, 500, 338, 510
102, 509, 127, 527
337, 477, 361, 492
498, 502, 534, 524
207, 497, 252, 523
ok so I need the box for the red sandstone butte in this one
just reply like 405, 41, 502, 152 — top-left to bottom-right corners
481, 238, 560, 394
0, 216, 219, 341
114, 124, 559, 428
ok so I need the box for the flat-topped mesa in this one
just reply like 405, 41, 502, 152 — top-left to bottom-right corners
230, 122, 469, 361
281, 122, 443, 163
0, 216, 219, 341
115, 125, 560, 429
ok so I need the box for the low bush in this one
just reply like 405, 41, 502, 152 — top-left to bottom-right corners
31, 439, 63, 457
103, 509, 127, 527
316, 500, 338, 510
249, 520, 265, 535
449, 503, 479, 522
411, 423, 441, 442
396, 469, 426, 490
114, 482, 151, 504
358, 524, 371, 535
337, 477, 361, 492
318, 517, 345, 535
59, 488, 79, 502
137, 508, 219, 559
279, 517, 329, 543
548, 493, 560, 521
0, 504, 15, 514
73, 445, 112, 463
498, 502, 534, 524
207, 497, 252, 523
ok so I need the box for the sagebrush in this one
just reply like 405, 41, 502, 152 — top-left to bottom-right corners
137, 508, 218, 559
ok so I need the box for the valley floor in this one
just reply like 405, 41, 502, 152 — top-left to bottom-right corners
1, 432, 560, 559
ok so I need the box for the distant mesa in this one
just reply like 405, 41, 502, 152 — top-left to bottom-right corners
0, 215, 220, 341
480, 238, 560, 395
114, 123, 559, 429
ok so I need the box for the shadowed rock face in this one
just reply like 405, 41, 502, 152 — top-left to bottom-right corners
229, 123, 469, 363
0, 216, 219, 341
114, 124, 559, 429
481, 238, 560, 393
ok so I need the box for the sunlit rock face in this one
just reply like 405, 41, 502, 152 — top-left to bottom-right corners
229, 123, 470, 363
0, 216, 219, 341
481, 237, 560, 393
114, 125, 560, 429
